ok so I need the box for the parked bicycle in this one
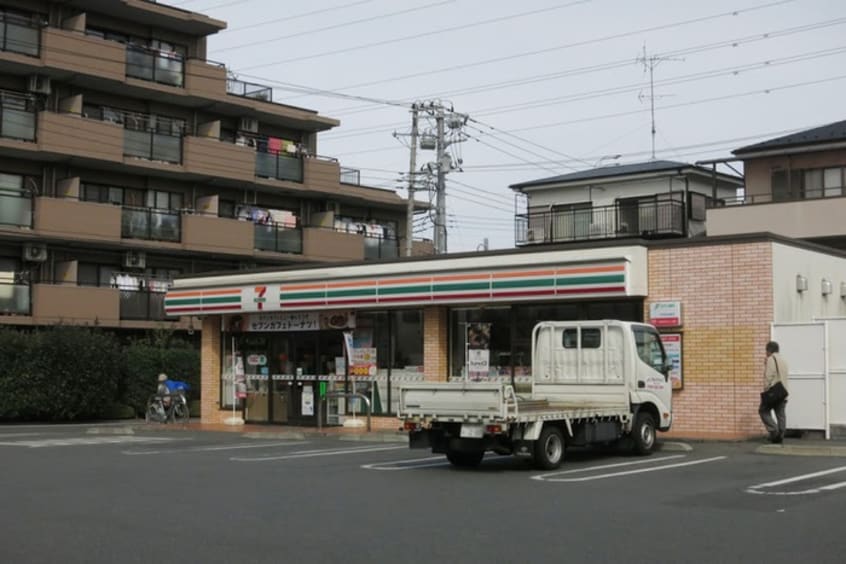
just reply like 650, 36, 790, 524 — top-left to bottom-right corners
145, 391, 190, 424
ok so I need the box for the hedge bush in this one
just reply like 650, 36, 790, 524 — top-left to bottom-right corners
0, 326, 200, 421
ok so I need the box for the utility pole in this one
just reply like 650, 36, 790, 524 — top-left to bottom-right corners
637, 44, 682, 160
434, 106, 447, 254
404, 104, 419, 257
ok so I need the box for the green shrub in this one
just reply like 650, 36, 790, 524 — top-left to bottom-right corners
122, 335, 200, 415
99, 402, 137, 419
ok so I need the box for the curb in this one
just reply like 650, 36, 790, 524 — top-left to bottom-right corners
659, 441, 693, 452
86, 426, 136, 435
756, 443, 846, 457
244, 431, 307, 440
337, 433, 408, 443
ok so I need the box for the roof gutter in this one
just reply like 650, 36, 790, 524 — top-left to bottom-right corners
733, 140, 846, 160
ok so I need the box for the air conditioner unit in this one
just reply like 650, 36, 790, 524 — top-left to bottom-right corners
238, 117, 259, 133
123, 251, 146, 269
27, 75, 51, 95
22, 243, 47, 262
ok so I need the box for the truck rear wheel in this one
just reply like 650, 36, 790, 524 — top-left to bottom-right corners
632, 412, 656, 455
533, 426, 565, 470
446, 450, 484, 468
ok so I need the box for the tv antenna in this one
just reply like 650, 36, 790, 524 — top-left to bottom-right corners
636, 44, 683, 160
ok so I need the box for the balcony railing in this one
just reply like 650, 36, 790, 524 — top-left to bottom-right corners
123, 113, 183, 164
0, 280, 30, 315
515, 200, 686, 245
256, 149, 303, 182
254, 222, 303, 254
121, 207, 181, 241
0, 190, 32, 227
340, 167, 361, 185
364, 235, 399, 259
226, 77, 272, 101
0, 90, 36, 141
0, 12, 40, 57
119, 288, 167, 321
126, 44, 184, 87
709, 186, 846, 207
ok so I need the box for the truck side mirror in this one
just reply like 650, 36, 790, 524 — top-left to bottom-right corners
662, 360, 673, 381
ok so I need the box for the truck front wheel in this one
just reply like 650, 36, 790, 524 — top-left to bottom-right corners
446, 449, 484, 468
632, 412, 656, 455
533, 426, 565, 470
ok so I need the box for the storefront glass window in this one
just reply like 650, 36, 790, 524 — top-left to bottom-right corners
450, 307, 511, 379
354, 312, 389, 414
389, 309, 423, 414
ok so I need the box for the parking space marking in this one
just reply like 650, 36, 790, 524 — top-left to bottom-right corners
0, 436, 180, 448
232, 444, 405, 462
362, 455, 452, 471
746, 465, 846, 496
533, 455, 727, 482
123, 441, 309, 456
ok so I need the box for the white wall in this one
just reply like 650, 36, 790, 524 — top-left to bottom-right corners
772, 242, 846, 322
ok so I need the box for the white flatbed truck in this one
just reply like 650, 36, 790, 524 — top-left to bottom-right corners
398, 320, 673, 469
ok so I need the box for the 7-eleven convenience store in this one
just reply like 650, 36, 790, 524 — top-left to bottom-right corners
165, 235, 846, 439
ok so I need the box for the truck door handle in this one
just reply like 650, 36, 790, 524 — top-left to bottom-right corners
637, 381, 645, 389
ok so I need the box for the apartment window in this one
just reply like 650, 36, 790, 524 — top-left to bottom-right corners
80, 183, 144, 206
88, 28, 186, 87
78, 263, 119, 287
0, 172, 32, 227
771, 169, 802, 201
146, 190, 183, 211
218, 199, 236, 218
0, 9, 43, 57
0, 90, 36, 141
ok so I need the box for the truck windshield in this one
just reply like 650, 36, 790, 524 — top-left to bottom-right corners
633, 327, 667, 373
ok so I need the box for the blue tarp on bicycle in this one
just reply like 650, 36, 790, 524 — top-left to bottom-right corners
164, 380, 190, 394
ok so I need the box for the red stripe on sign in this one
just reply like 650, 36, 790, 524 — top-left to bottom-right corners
325, 298, 381, 305
279, 301, 328, 308
200, 304, 243, 311
555, 286, 626, 295
490, 289, 557, 299
429, 292, 492, 301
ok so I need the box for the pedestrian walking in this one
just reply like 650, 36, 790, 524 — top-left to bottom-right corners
759, 341, 789, 443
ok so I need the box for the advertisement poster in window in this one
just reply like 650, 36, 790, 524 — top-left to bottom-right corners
350, 348, 377, 377
467, 322, 491, 381
660, 333, 683, 390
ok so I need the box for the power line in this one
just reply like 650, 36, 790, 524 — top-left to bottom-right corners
278, 0, 797, 103
211, 0, 456, 53
218, 0, 377, 33
325, 16, 846, 116
236, 0, 592, 70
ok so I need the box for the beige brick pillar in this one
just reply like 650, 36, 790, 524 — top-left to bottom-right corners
200, 316, 224, 423
423, 306, 449, 382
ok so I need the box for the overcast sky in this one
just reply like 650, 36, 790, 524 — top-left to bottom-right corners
173, 0, 844, 251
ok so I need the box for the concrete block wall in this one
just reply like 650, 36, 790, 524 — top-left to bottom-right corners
648, 242, 773, 440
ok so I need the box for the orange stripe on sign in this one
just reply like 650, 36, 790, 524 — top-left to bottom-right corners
281, 282, 327, 291
430, 272, 491, 283
556, 264, 624, 276
491, 269, 556, 279
167, 288, 240, 298
378, 276, 434, 286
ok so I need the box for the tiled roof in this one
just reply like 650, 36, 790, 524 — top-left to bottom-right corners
733, 120, 846, 155
510, 160, 718, 190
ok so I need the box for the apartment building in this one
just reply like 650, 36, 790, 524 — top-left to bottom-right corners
0, 0, 423, 333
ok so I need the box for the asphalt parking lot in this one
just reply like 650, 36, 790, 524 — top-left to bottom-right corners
2, 424, 845, 564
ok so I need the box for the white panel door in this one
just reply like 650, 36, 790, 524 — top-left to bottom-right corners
827, 319, 846, 426
771, 323, 826, 431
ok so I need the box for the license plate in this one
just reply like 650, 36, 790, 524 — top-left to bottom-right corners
460, 424, 484, 438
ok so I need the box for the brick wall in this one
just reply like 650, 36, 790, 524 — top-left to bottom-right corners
200, 316, 228, 424
648, 242, 773, 439
423, 306, 448, 382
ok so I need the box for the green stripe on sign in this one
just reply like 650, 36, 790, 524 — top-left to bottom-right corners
281, 291, 326, 300
432, 281, 490, 292
378, 284, 432, 295
556, 274, 625, 286
491, 278, 555, 290
326, 288, 377, 298
165, 297, 202, 306
202, 296, 242, 304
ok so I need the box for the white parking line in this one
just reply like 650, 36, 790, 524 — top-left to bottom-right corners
232, 444, 406, 462
746, 465, 846, 496
362, 455, 451, 471
533, 456, 727, 482
123, 441, 308, 456
0, 436, 179, 448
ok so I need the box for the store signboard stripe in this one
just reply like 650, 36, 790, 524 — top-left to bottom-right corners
432, 281, 490, 292
201, 296, 242, 304
165, 297, 203, 306
556, 286, 626, 295
378, 284, 432, 296
491, 289, 558, 299
379, 276, 438, 286
492, 278, 555, 289
556, 274, 625, 286
167, 288, 241, 298
557, 265, 625, 275
322, 297, 382, 306
325, 288, 378, 298
430, 272, 493, 283
279, 301, 328, 308
282, 290, 328, 300
491, 269, 557, 279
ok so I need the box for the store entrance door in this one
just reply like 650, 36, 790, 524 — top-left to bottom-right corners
288, 331, 345, 426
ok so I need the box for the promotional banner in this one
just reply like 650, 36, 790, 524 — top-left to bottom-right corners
660, 333, 683, 390
467, 322, 491, 381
